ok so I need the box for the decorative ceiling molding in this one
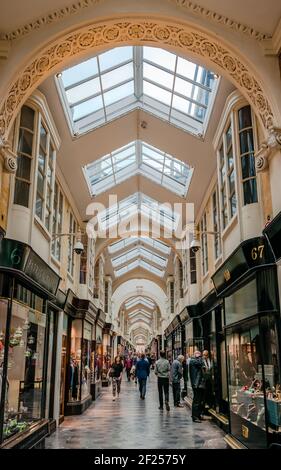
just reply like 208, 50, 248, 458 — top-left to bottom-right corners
0, 0, 104, 41
0, 17, 276, 149
168, 0, 272, 42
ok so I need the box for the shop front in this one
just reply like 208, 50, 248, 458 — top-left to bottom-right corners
0, 238, 60, 448
164, 323, 174, 362
212, 236, 281, 449
63, 291, 97, 416
102, 323, 114, 386
93, 309, 105, 399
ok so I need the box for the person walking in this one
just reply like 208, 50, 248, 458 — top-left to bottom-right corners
155, 350, 170, 411
110, 356, 123, 401
189, 350, 206, 422
124, 356, 133, 382
171, 355, 185, 407
136, 353, 150, 399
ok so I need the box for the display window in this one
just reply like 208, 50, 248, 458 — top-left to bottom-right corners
69, 319, 82, 402
59, 313, 68, 417
226, 312, 281, 447
81, 321, 92, 400
0, 285, 47, 442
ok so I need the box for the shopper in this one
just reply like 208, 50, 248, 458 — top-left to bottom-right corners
171, 355, 185, 407
136, 353, 150, 399
155, 350, 170, 411
202, 350, 214, 413
189, 350, 206, 422
110, 356, 123, 401
124, 355, 133, 382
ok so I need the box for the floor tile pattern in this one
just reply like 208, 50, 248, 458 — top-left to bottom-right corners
46, 375, 227, 449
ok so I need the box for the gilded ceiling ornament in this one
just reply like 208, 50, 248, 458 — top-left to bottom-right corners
0, 19, 276, 141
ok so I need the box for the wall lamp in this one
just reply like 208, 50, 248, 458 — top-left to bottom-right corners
190, 230, 220, 253
52, 228, 84, 255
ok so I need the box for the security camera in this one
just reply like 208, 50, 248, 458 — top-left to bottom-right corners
73, 240, 84, 255
190, 239, 200, 253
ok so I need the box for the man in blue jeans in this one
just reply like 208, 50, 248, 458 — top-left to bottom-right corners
136, 353, 150, 399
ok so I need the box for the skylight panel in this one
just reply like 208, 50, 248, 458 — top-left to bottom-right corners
114, 258, 164, 278
84, 143, 192, 197
111, 246, 168, 269
125, 296, 155, 310
108, 237, 137, 254
57, 46, 218, 137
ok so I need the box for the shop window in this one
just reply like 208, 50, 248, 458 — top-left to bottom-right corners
225, 279, 257, 326
238, 106, 258, 205
14, 106, 35, 208
67, 212, 76, 277
178, 260, 184, 298
200, 212, 208, 275
189, 248, 197, 284
81, 322, 92, 400
59, 314, 68, 418
51, 182, 63, 261
212, 188, 221, 259
35, 123, 55, 230
2, 288, 47, 442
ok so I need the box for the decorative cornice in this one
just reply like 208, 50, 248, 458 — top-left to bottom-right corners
168, 0, 272, 42
0, 0, 103, 41
255, 126, 281, 172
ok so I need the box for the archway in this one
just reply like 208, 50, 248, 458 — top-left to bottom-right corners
0, 15, 278, 147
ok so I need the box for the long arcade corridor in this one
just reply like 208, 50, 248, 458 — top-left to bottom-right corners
45, 376, 226, 449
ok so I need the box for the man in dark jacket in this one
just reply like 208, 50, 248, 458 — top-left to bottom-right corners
189, 350, 206, 422
171, 355, 185, 407
136, 354, 150, 399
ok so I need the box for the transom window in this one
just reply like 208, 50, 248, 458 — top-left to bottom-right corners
83, 140, 193, 197
57, 46, 218, 137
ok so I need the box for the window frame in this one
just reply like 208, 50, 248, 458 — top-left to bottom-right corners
34, 115, 56, 233
200, 212, 208, 276
51, 181, 64, 262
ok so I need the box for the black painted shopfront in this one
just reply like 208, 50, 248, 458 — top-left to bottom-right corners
0, 238, 60, 448
63, 290, 99, 416
212, 236, 281, 448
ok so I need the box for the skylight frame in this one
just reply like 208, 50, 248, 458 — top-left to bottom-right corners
96, 192, 180, 233
56, 46, 219, 138
125, 296, 155, 310
111, 245, 168, 269
83, 140, 193, 197
114, 258, 165, 278
108, 235, 170, 255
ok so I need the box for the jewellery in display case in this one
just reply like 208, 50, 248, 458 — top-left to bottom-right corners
0, 330, 5, 341
27, 335, 35, 345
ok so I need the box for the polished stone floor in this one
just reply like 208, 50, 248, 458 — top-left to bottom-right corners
46, 375, 227, 449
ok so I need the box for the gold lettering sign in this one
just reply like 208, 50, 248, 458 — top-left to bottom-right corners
224, 269, 231, 282
242, 425, 249, 439
251, 245, 264, 261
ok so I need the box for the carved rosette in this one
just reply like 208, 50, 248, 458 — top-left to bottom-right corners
255, 127, 281, 172
0, 138, 17, 174
0, 19, 276, 140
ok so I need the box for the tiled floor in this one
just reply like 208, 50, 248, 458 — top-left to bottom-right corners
46, 376, 227, 449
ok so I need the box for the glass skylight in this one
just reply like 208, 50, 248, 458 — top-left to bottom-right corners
57, 46, 218, 136
97, 192, 179, 233
111, 246, 168, 268
114, 258, 164, 278
125, 297, 155, 310
83, 140, 193, 197
108, 236, 170, 255
128, 309, 152, 319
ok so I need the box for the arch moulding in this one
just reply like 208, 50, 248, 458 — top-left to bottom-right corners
0, 16, 277, 151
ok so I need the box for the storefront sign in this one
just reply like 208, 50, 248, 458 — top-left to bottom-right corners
263, 210, 281, 262
0, 238, 60, 296
212, 237, 274, 296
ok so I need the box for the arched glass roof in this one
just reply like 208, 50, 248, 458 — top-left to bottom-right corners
57, 46, 219, 137
83, 140, 193, 197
